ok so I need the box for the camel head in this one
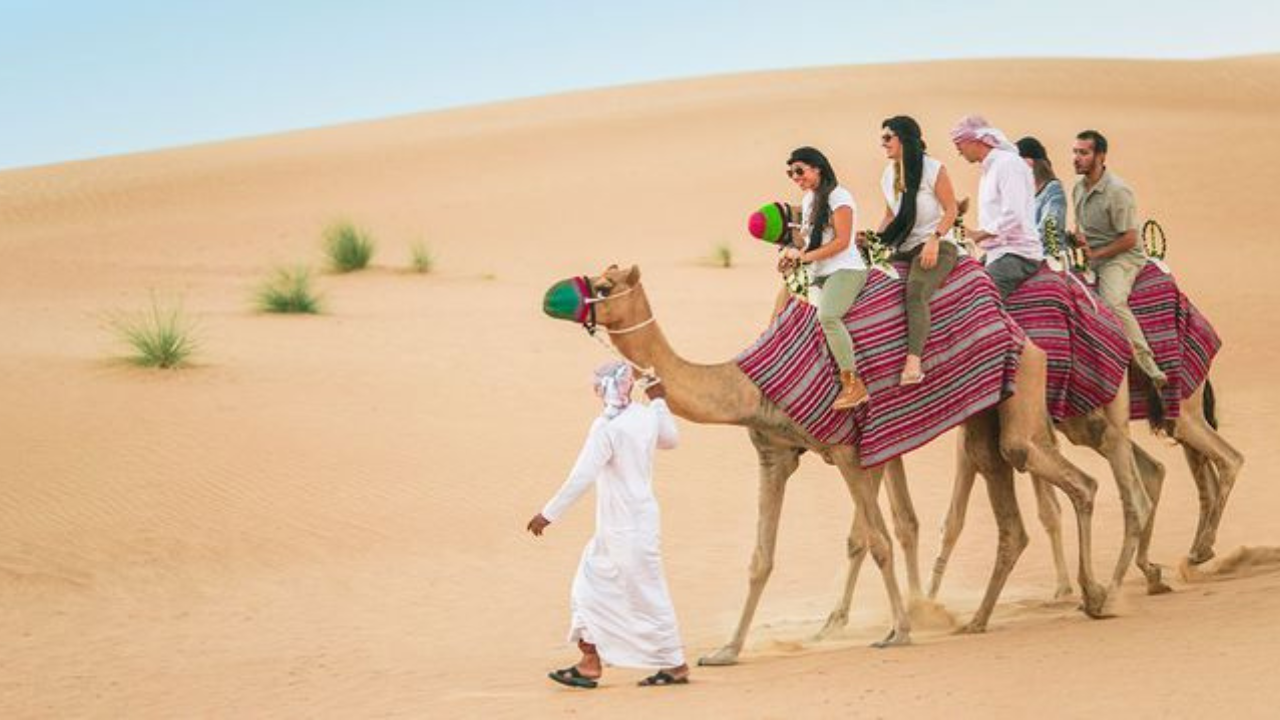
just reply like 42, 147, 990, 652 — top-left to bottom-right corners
543, 264, 649, 334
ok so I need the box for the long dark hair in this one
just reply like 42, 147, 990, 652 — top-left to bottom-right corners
1016, 136, 1058, 189
787, 146, 838, 252
879, 116, 926, 249
1030, 158, 1058, 189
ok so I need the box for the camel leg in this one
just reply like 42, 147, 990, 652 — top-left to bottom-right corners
1180, 443, 1219, 565
1173, 384, 1244, 565
1030, 476, 1073, 599
883, 457, 923, 600
815, 505, 870, 638
928, 428, 979, 600
999, 344, 1108, 618
1060, 405, 1153, 595
817, 456, 921, 638
698, 434, 801, 666
832, 448, 911, 648
956, 409, 1029, 633
1131, 443, 1171, 593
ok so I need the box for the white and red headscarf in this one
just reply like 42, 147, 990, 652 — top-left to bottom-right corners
593, 361, 634, 419
949, 115, 1017, 153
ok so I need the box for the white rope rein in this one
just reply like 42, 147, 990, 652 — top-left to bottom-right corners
584, 282, 659, 384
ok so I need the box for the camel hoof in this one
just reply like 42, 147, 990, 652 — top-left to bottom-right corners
1081, 583, 1112, 619
870, 629, 911, 649
1187, 548, 1216, 566
1144, 566, 1173, 595
697, 647, 740, 667
816, 612, 848, 637
1052, 585, 1075, 601
954, 621, 987, 635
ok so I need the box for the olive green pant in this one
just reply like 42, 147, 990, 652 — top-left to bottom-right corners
894, 242, 959, 357
813, 269, 868, 372
1095, 254, 1161, 375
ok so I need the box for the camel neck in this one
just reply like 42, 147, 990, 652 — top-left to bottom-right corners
604, 301, 759, 426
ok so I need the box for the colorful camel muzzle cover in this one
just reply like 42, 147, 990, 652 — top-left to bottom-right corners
543, 275, 592, 324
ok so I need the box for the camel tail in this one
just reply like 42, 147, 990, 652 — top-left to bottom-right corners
1145, 380, 1168, 435
1203, 377, 1219, 430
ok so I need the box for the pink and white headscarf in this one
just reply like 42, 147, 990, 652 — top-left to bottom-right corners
949, 115, 1017, 153
593, 361, 634, 419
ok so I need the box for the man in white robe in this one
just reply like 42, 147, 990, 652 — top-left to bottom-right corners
527, 362, 689, 688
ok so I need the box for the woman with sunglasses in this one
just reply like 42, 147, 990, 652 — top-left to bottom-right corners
780, 146, 869, 410
872, 116, 960, 385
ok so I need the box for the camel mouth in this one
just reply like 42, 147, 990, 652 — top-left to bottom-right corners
543, 276, 592, 324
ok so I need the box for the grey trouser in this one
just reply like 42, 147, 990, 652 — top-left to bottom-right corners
985, 254, 1042, 299
1095, 254, 1159, 370
813, 268, 868, 372
894, 241, 959, 357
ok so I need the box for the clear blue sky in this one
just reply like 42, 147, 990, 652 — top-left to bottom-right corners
2, 0, 1275, 170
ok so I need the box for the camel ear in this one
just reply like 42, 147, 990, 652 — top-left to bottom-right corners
625, 265, 641, 286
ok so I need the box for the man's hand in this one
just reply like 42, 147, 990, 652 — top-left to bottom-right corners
1070, 230, 1088, 248
645, 381, 667, 400
526, 513, 550, 536
919, 237, 940, 270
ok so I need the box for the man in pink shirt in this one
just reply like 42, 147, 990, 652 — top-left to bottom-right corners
950, 115, 1045, 298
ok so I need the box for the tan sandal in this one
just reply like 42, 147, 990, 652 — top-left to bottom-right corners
899, 369, 925, 386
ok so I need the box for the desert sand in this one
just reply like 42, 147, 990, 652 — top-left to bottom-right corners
3, 56, 1279, 718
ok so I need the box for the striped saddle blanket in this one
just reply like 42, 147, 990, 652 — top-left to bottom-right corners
1123, 262, 1222, 421
1005, 264, 1131, 422
735, 257, 1025, 467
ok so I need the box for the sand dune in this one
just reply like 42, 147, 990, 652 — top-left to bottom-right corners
3, 56, 1279, 718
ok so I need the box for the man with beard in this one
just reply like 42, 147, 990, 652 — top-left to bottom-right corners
1071, 129, 1167, 387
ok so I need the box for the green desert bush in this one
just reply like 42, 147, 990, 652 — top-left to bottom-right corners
409, 241, 434, 273
714, 242, 733, 268
256, 266, 321, 314
110, 295, 197, 368
323, 221, 376, 272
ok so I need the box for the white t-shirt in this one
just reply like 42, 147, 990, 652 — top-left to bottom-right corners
880, 155, 946, 253
801, 186, 866, 277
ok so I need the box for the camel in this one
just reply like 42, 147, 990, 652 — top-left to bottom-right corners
923, 261, 1244, 595
962, 380, 1242, 587
543, 264, 1110, 666
817, 386, 1168, 641
817, 290, 1242, 638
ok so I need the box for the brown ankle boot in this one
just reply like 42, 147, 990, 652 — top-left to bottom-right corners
832, 370, 869, 410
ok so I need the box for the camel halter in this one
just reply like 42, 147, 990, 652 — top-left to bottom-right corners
581, 280, 655, 335
581, 279, 658, 381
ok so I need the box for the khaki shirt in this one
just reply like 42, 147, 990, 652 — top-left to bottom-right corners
1072, 170, 1145, 263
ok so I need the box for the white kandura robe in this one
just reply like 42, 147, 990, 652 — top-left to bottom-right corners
541, 398, 685, 668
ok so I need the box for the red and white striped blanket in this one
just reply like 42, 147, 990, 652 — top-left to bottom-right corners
736, 257, 1025, 467
1123, 262, 1222, 421
1005, 264, 1131, 422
